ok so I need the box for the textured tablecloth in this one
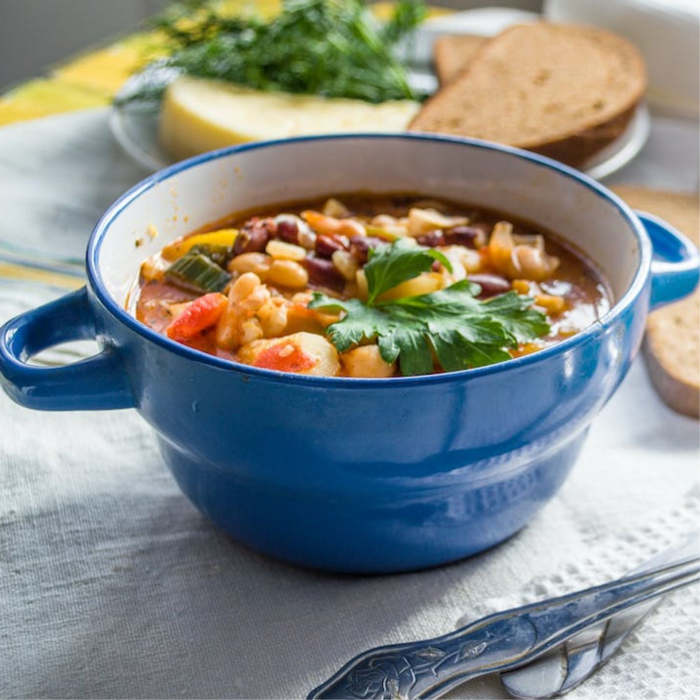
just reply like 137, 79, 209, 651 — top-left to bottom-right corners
0, 109, 698, 699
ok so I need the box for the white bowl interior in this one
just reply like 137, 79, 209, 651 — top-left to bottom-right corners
97, 137, 641, 308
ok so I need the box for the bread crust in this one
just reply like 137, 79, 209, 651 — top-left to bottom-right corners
612, 187, 699, 419
530, 105, 637, 167
644, 298, 699, 418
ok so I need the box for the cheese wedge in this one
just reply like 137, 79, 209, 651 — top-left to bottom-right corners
159, 76, 420, 160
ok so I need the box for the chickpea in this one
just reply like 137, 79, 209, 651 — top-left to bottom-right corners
230, 272, 261, 300
241, 284, 271, 313
267, 260, 309, 289
239, 318, 263, 345
258, 298, 288, 337
216, 273, 270, 349
216, 305, 240, 350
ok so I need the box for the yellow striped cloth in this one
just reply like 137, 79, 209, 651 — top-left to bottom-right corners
0, 2, 448, 126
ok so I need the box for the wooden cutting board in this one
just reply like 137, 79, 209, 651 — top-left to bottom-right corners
612, 186, 699, 418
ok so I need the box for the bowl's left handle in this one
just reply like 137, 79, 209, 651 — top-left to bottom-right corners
639, 211, 700, 310
0, 287, 134, 411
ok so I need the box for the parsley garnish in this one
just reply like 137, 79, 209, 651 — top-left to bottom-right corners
364, 237, 451, 303
309, 240, 550, 375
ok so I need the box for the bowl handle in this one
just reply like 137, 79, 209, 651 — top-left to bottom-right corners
638, 211, 700, 310
0, 287, 134, 411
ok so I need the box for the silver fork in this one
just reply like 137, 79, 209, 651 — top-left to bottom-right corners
500, 533, 700, 698
308, 551, 700, 699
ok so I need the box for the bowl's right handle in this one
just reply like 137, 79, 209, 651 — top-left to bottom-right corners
637, 211, 700, 310
0, 286, 134, 411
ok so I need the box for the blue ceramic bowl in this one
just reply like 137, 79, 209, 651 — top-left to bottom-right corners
1, 135, 698, 573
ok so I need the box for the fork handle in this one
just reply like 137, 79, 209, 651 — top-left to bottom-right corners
308, 556, 700, 699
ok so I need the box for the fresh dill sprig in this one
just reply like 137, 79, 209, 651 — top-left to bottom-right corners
117, 0, 426, 105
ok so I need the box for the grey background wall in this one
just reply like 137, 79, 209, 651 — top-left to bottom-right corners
0, 0, 542, 91
0, 0, 170, 90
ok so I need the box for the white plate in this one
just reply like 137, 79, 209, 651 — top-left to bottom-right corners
110, 84, 651, 183
109, 7, 651, 180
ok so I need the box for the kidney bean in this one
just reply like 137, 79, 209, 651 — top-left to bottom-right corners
416, 230, 445, 247
349, 236, 386, 264
303, 255, 345, 291
276, 218, 299, 244
233, 219, 274, 255
444, 225, 485, 249
468, 274, 511, 298
315, 235, 345, 259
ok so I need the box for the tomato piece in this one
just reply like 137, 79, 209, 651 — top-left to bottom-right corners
166, 292, 228, 342
253, 342, 316, 373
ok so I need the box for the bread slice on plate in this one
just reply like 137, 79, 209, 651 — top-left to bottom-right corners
434, 34, 486, 85
612, 186, 699, 419
411, 23, 646, 167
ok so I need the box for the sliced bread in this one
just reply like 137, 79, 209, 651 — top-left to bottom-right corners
434, 34, 486, 85
612, 186, 699, 418
411, 23, 646, 167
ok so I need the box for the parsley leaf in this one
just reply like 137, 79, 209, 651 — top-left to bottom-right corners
308, 240, 551, 376
479, 291, 551, 343
305, 297, 389, 353
364, 238, 451, 304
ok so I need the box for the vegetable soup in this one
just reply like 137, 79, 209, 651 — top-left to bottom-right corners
133, 194, 611, 377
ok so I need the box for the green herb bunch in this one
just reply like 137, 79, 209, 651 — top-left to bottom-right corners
310, 239, 551, 375
123, 0, 426, 104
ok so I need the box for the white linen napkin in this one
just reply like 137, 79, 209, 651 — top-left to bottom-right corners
0, 109, 697, 699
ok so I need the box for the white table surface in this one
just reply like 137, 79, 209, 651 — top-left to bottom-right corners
0, 108, 698, 699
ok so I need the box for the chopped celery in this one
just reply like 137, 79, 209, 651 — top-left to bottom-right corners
166, 253, 231, 292
188, 244, 233, 267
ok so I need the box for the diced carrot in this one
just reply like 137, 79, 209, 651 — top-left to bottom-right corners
512, 279, 530, 294
166, 292, 227, 342
511, 342, 542, 358
535, 294, 567, 314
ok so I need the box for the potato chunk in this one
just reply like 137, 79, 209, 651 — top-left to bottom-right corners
378, 272, 443, 301
341, 345, 395, 378
238, 332, 340, 376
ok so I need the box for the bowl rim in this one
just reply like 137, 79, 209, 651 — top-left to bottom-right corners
87, 132, 651, 387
